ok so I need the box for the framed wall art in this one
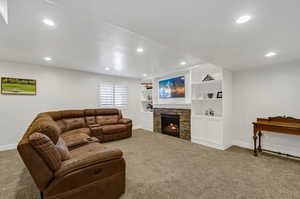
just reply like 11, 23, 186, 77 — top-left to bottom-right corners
1, 77, 36, 95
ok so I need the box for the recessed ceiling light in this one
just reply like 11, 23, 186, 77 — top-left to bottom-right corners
43, 18, 55, 26
136, 48, 144, 53
265, 52, 277, 57
236, 15, 252, 24
180, 61, 187, 65
0, 0, 8, 24
143, 73, 147, 77
44, 57, 52, 61
105, 67, 111, 71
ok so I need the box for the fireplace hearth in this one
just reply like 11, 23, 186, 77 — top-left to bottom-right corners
161, 114, 180, 138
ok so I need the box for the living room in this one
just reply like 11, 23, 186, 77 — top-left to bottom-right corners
1, 1, 300, 199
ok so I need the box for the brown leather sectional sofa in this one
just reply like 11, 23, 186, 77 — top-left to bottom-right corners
17, 108, 132, 199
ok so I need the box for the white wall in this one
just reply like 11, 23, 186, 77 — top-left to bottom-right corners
0, 61, 141, 150
232, 61, 300, 156
222, 69, 233, 149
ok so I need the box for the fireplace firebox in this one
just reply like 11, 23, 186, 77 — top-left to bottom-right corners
161, 114, 180, 138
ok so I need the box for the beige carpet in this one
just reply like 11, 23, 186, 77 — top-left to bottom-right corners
1, 129, 300, 199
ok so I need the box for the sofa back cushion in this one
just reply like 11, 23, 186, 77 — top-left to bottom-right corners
45, 111, 62, 121
63, 118, 86, 131
96, 115, 119, 125
95, 108, 120, 116
30, 118, 61, 144
29, 133, 62, 171
84, 109, 96, 116
60, 110, 84, 118
55, 120, 66, 133
85, 116, 96, 125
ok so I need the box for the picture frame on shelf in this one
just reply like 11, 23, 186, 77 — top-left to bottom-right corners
217, 91, 222, 98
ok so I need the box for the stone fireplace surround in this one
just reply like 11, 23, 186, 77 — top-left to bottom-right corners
154, 108, 191, 140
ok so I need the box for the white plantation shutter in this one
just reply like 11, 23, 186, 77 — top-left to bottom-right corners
114, 85, 128, 108
99, 84, 114, 107
99, 83, 128, 109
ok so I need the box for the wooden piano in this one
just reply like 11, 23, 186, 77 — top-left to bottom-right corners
252, 116, 300, 156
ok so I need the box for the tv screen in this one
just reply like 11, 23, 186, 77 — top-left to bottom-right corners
159, 76, 185, 99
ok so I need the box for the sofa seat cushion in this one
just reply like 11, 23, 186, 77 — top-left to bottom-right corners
69, 142, 106, 157
63, 128, 91, 136
55, 143, 122, 177
101, 124, 127, 135
61, 128, 91, 147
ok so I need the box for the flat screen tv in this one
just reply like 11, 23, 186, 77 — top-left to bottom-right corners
159, 76, 185, 99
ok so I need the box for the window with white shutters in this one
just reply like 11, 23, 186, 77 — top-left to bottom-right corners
99, 84, 114, 107
114, 85, 128, 108
98, 83, 128, 109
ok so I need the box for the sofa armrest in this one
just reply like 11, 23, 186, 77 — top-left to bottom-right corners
118, 118, 132, 124
55, 147, 122, 178
89, 125, 103, 141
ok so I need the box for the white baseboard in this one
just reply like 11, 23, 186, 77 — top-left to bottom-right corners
135, 125, 153, 131
192, 137, 232, 151
232, 140, 300, 157
133, 125, 142, 130
232, 140, 252, 149
0, 143, 17, 151
142, 127, 153, 131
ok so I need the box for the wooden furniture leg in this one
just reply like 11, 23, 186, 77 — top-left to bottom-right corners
253, 125, 258, 156
258, 131, 262, 152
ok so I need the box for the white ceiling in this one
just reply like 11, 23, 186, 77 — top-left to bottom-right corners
0, 0, 300, 78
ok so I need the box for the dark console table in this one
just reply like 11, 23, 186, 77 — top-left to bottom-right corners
252, 116, 300, 156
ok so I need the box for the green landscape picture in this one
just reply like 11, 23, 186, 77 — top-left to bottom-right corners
1, 77, 36, 95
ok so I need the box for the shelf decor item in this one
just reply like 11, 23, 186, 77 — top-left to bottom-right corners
202, 74, 214, 82
207, 93, 214, 99
141, 82, 152, 89
209, 109, 215, 116
205, 110, 209, 116
217, 91, 222, 98
1, 77, 36, 95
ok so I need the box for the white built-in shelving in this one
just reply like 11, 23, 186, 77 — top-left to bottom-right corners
192, 114, 223, 120
190, 64, 232, 150
191, 66, 223, 118
140, 80, 153, 131
138, 64, 232, 150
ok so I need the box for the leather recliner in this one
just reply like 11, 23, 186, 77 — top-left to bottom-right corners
17, 108, 132, 199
